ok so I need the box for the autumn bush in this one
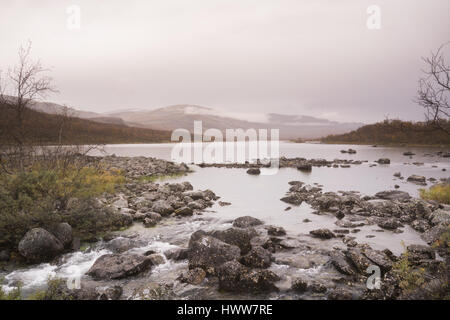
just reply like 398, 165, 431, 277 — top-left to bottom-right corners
0, 162, 127, 249
420, 184, 450, 204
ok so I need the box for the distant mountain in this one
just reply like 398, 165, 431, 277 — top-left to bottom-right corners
106, 104, 364, 139
13, 98, 364, 139
25, 99, 127, 126
0, 103, 171, 145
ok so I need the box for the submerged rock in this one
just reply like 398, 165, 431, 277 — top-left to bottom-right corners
232, 216, 263, 228
377, 158, 390, 164
297, 164, 312, 172
375, 190, 411, 202
87, 254, 153, 280
178, 268, 206, 285
309, 229, 335, 239
246, 168, 261, 175
407, 175, 427, 185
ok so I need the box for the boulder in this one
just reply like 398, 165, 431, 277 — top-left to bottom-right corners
297, 164, 312, 172
406, 245, 435, 262
280, 194, 304, 206
377, 218, 402, 230
87, 254, 152, 280
407, 175, 427, 185
345, 248, 372, 273
239, 246, 272, 268
178, 268, 206, 285
147, 253, 165, 266
309, 228, 335, 239
48, 223, 73, 249
246, 168, 261, 175
428, 209, 450, 226
328, 288, 353, 300
151, 200, 174, 216
210, 227, 257, 254
187, 200, 207, 210
183, 191, 204, 200
164, 248, 189, 261
329, 250, 356, 275
232, 216, 264, 228
187, 234, 240, 275
266, 226, 286, 236
375, 190, 411, 202
174, 206, 194, 217
106, 237, 141, 253
217, 260, 280, 293
18, 228, 64, 263
421, 224, 448, 244
361, 247, 393, 272
97, 286, 123, 300
377, 158, 390, 164
291, 278, 308, 292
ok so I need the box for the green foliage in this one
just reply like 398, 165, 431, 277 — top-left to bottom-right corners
0, 278, 22, 300
392, 243, 426, 293
420, 184, 450, 204
0, 164, 126, 249
27, 277, 72, 300
321, 119, 450, 146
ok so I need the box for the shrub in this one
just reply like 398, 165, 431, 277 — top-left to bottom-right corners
0, 163, 126, 249
420, 184, 450, 204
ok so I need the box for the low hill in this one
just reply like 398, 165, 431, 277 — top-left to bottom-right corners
321, 119, 450, 146
0, 104, 171, 145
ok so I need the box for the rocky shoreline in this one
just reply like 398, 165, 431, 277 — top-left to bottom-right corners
1, 155, 448, 300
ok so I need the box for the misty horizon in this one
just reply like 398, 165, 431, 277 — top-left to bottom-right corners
1, 0, 450, 123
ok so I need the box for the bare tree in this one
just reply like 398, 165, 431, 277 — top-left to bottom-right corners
417, 42, 450, 134
0, 41, 56, 170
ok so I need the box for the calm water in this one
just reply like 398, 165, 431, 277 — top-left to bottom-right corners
3, 143, 449, 297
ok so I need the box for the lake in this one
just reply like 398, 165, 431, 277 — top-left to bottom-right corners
2, 142, 449, 298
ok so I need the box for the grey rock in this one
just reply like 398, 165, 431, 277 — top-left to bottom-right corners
151, 200, 174, 216
375, 190, 411, 202
232, 216, 264, 228
217, 260, 280, 293
48, 223, 73, 249
309, 228, 335, 239
87, 254, 152, 280
246, 168, 261, 175
187, 234, 240, 275
210, 227, 257, 254
178, 268, 206, 285
18, 228, 64, 263
239, 246, 272, 268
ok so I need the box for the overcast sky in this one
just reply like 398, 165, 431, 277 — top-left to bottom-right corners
1, 0, 449, 123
